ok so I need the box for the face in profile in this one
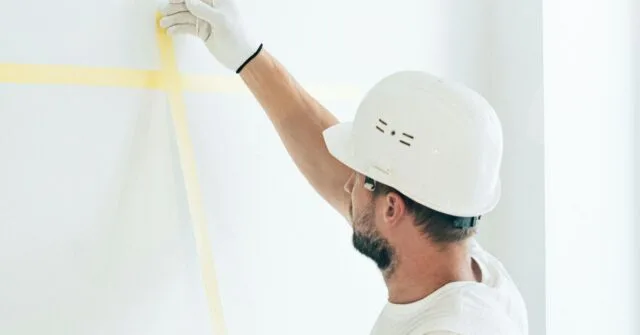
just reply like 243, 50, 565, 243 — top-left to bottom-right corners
346, 173, 395, 273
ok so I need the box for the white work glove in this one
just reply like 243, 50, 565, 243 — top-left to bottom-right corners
159, 0, 263, 73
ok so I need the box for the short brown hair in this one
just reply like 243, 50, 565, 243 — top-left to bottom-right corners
372, 181, 477, 244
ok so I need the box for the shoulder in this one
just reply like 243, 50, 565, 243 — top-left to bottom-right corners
466, 238, 530, 333
409, 240, 529, 334
376, 240, 529, 335
467, 238, 516, 286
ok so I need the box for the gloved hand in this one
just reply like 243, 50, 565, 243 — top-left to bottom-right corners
159, 0, 263, 73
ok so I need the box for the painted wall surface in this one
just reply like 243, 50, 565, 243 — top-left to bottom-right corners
543, 0, 638, 334
0, 0, 552, 334
478, 1, 546, 335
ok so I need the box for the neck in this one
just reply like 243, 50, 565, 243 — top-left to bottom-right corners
383, 239, 478, 304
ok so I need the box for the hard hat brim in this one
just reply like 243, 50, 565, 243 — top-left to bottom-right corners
322, 121, 369, 176
322, 121, 397, 190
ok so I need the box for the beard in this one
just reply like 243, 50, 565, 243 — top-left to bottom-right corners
351, 203, 395, 273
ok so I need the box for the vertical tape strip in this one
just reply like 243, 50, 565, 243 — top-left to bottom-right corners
155, 12, 227, 335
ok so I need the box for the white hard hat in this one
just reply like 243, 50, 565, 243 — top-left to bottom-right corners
323, 71, 503, 218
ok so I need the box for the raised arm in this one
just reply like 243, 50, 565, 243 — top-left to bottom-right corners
238, 51, 354, 218
160, 0, 354, 219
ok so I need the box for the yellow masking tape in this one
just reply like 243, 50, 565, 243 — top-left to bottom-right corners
0, 63, 163, 89
155, 12, 227, 335
0, 63, 361, 100
0, 62, 241, 92
181, 74, 363, 100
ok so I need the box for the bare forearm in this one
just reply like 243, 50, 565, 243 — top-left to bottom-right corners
238, 50, 353, 218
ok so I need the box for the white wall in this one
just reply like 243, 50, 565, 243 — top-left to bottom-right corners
543, 0, 638, 334
478, 2, 546, 335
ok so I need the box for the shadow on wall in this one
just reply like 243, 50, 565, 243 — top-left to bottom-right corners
474, 1, 545, 335
441, 0, 493, 97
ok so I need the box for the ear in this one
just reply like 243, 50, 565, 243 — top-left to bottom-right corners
382, 192, 406, 226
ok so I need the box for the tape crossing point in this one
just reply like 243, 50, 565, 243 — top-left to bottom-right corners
0, 61, 247, 92
155, 11, 227, 335
0, 63, 359, 100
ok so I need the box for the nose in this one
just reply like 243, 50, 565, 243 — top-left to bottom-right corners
344, 173, 355, 194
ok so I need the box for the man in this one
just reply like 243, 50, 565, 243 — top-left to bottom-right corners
160, 0, 529, 334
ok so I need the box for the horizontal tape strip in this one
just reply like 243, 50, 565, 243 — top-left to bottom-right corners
0, 63, 163, 89
0, 63, 363, 99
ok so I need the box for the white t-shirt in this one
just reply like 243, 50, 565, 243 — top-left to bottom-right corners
369, 239, 528, 335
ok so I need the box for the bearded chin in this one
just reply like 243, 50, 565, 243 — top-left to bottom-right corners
352, 230, 394, 272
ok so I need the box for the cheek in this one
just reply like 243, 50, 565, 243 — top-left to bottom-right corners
352, 198, 375, 229
349, 174, 375, 228
350, 191, 363, 219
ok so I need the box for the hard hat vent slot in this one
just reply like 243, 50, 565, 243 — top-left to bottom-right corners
375, 119, 413, 147
376, 119, 388, 133
400, 133, 414, 146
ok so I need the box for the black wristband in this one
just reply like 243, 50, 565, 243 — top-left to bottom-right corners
236, 43, 264, 74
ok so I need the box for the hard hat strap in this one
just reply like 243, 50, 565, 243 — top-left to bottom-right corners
364, 176, 377, 191
453, 216, 481, 229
